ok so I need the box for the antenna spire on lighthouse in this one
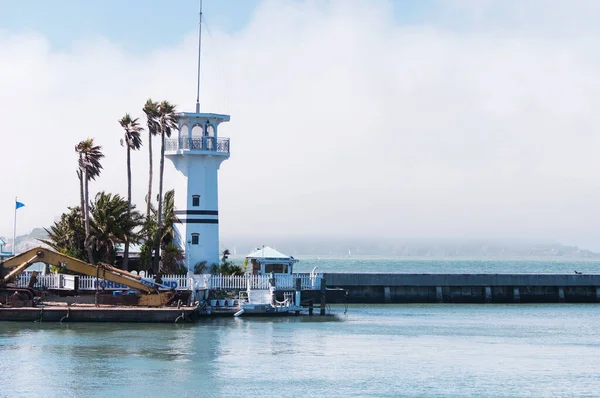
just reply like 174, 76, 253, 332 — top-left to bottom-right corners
195, 0, 203, 113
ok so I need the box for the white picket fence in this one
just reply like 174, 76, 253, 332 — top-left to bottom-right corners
18, 274, 61, 289
16, 273, 189, 291
205, 274, 321, 290
16, 273, 322, 291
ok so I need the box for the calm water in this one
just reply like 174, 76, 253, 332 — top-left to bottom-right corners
2, 304, 600, 397
287, 256, 600, 274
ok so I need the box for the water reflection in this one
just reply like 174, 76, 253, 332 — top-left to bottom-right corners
2, 306, 600, 397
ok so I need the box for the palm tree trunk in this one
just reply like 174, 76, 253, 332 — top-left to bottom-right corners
146, 129, 153, 229
123, 146, 132, 271
84, 169, 94, 264
147, 129, 154, 268
153, 131, 165, 272
78, 168, 85, 226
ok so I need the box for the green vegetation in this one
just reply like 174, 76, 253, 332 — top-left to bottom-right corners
75, 138, 104, 264
41, 98, 184, 274
118, 113, 143, 271
209, 249, 245, 276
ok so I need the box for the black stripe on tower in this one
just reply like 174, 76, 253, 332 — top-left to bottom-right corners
174, 219, 219, 224
174, 210, 219, 215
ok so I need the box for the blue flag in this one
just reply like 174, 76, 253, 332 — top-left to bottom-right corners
15, 201, 25, 209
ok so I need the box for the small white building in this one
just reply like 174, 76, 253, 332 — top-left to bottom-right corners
246, 246, 299, 275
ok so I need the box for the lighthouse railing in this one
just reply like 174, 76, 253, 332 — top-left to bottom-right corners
165, 137, 230, 153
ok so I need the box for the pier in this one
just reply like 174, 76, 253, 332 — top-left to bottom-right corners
325, 273, 600, 304
18, 271, 600, 306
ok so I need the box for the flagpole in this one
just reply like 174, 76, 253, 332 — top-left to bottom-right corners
13, 197, 17, 255
195, 0, 203, 113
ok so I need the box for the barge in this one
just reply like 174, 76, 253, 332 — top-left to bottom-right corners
0, 303, 200, 323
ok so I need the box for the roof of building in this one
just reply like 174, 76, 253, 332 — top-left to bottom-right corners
246, 246, 298, 263
176, 112, 231, 121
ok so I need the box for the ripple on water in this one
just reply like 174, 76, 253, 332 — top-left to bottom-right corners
1, 304, 600, 397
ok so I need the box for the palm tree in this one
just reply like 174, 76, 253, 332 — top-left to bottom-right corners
88, 192, 144, 264
76, 167, 84, 229
42, 194, 143, 266
153, 100, 178, 271
118, 114, 143, 270
75, 138, 104, 264
160, 189, 176, 248
75, 145, 101, 230
160, 243, 185, 274
142, 99, 160, 252
40, 206, 86, 261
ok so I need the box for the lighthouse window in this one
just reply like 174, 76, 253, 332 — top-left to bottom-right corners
191, 233, 199, 245
192, 195, 200, 207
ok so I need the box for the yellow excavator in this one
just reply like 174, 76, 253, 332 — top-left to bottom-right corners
0, 247, 186, 308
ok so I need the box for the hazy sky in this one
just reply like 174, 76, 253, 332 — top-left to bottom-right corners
2, 0, 600, 249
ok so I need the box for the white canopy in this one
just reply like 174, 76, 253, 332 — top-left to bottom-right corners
246, 246, 298, 263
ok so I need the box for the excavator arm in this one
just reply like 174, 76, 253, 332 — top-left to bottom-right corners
0, 247, 183, 308
0, 247, 169, 294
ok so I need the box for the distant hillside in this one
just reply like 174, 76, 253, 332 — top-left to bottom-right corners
3, 228, 598, 259
1, 227, 52, 254
223, 237, 600, 258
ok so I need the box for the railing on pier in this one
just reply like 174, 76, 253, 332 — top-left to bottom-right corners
165, 136, 230, 153
205, 274, 321, 290
17, 274, 61, 289
16, 273, 322, 291
16, 274, 190, 291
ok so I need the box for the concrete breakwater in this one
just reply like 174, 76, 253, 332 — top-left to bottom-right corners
324, 273, 600, 304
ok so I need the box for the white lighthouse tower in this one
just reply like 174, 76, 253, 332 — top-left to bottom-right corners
164, 1, 230, 269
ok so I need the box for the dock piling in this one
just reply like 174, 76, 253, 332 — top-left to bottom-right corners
435, 286, 443, 303
513, 287, 520, 303
320, 278, 327, 315
484, 287, 492, 303
558, 287, 565, 303
295, 277, 302, 315
384, 287, 391, 303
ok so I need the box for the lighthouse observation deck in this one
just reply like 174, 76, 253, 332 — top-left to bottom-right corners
165, 136, 230, 155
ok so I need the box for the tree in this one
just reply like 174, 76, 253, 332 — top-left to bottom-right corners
193, 261, 208, 274
160, 189, 176, 248
211, 249, 244, 276
142, 99, 160, 265
40, 206, 86, 262
138, 189, 177, 272
118, 113, 143, 270
160, 243, 185, 274
153, 100, 178, 271
42, 193, 144, 267
88, 192, 144, 264
75, 138, 104, 264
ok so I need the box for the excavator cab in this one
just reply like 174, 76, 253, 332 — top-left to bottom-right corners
0, 268, 37, 308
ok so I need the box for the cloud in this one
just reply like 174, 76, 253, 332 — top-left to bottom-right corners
2, 0, 600, 249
